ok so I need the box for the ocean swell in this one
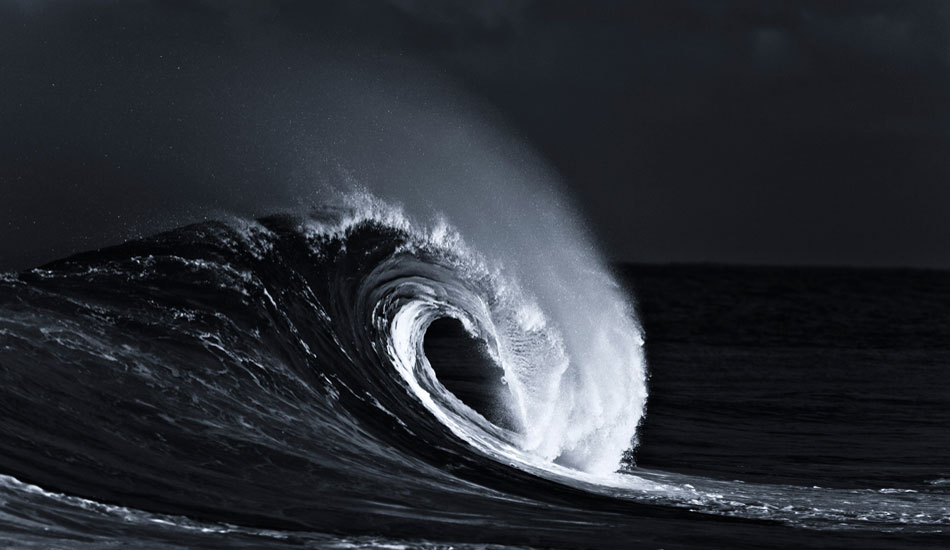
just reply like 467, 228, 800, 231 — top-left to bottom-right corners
0, 193, 647, 531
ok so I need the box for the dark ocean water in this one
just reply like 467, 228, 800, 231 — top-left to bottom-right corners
0, 211, 948, 549
629, 264, 950, 491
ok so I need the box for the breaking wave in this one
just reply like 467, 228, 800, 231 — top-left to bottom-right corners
0, 193, 947, 549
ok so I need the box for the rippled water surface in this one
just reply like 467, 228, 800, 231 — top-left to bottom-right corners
0, 204, 948, 549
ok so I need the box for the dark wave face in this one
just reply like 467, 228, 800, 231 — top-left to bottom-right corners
1, 197, 949, 549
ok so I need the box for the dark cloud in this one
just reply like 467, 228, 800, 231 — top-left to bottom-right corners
2, 1, 949, 269
386, 0, 530, 31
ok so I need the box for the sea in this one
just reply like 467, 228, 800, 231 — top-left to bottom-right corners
0, 201, 947, 549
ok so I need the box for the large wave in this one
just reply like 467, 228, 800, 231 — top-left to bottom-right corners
1, 192, 948, 549
0, 191, 644, 528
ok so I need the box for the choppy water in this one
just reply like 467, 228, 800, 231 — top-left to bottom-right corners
0, 198, 948, 549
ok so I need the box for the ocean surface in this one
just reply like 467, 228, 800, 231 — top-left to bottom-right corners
0, 204, 948, 549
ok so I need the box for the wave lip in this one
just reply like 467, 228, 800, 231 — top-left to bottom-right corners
322, 193, 649, 475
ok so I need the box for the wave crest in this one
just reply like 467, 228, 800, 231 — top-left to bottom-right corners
308, 192, 648, 474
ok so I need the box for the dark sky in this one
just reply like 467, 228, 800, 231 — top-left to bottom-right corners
2, 0, 950, 269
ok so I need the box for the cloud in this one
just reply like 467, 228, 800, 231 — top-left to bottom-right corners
385, 0, 531, 31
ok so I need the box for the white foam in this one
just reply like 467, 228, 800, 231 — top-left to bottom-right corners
318, 192, 647, 476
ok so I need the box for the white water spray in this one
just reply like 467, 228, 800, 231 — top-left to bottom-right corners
335, 192, 647, 475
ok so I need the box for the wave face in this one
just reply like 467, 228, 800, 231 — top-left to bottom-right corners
0, 195, 643, 534
1, 195, 949, 549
